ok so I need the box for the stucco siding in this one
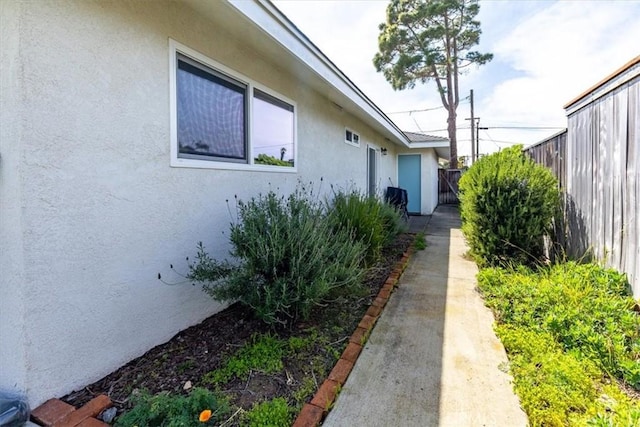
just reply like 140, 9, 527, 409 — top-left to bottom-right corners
0, 0, 28, 397
2, 0, 399, 405
422, 149, 440, 214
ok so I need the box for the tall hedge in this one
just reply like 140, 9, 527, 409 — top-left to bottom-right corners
458, 146, 560, 267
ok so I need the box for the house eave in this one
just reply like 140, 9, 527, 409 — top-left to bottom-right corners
182, 0, 410, 147
407, 141, 450, 149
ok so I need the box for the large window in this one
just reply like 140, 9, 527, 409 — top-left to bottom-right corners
170, 41, 296, 170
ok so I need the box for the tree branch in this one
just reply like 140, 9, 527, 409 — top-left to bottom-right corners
432, 64, 449, 109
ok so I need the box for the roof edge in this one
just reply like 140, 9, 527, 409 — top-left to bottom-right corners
230, 0, 410, 146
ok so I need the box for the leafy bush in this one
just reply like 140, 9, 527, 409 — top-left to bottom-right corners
188, 187, 367, 325
458, 146, 560, 267
497, 326, 599, 426
243, 398, 294, 427
115, 388, 228, 427
327, 188, 406, 262
479, 262, 640, 388
477, 263, 640, 425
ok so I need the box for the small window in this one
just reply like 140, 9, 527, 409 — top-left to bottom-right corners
253, 89, 295, 166
345, 128, 360, 147
170, 40, 296, 171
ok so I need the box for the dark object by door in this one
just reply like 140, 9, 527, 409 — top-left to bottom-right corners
385, 186, 409, 221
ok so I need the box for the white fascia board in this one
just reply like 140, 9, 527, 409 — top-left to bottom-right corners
227, 0, 410, 147
407, 141, 450, 149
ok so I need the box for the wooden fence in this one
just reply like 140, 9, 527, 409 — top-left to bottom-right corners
525, 64, 639, 297
524, 130, 567, 190
438, 169, 461, 204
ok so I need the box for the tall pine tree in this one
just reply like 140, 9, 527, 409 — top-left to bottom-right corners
374, 0, 492, 167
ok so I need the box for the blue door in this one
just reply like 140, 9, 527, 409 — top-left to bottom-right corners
398, 155, 421, 214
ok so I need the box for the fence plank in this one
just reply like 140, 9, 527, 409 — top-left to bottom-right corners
438, 169, 461, 204
525, 76, 639, 298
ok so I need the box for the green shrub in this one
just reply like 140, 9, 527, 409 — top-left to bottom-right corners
479, 263, 640, 389
188, 187, 367, 325
327, 188, 406, 262
495, 325, 640, 427
478, 263, 640, 425
459, 146, 560, 267
115, 388, 228, 427
496, 326, 599, 426
243, 398, 294, 427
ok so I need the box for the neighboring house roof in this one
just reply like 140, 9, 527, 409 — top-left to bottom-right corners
404, 131, 449, 144
403, 131, 450, 160
182, 0, 411, 147
564, 55, 640, 114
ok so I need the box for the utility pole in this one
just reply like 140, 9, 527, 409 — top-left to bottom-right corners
466, 89, 476, 164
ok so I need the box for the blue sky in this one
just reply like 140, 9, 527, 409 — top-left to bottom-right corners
273, 0, 640, 157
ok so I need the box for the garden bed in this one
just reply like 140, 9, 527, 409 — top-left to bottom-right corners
62, 233, 415, 425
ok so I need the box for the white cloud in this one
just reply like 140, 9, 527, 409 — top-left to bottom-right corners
480, 1, 640, 148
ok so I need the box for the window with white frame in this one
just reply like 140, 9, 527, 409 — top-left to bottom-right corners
170, 41, 296, 170
345, 128, 360, 147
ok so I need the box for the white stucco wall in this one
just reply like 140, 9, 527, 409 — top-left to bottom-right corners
421, 149, 440, 214
0, 0, 397, 406
0, 0, 28, 398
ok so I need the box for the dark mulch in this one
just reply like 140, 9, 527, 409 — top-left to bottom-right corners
62, 233, 414, 423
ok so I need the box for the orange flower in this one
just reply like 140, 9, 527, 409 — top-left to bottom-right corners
199, 409, 212, 423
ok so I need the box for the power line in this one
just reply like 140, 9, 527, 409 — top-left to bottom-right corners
413, 126, 472, 133
411, 114, 424, 132
387, 98, 470, 115
388, 105, 445, 115
483, 126, 565, 130
479, 138, 521, 145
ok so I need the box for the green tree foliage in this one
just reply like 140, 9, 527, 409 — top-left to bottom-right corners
458, 146, 560, 267
373, 0, 493, 166
254, 153, 291, 167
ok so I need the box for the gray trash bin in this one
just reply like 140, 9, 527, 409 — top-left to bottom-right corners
0, 393, 30, 427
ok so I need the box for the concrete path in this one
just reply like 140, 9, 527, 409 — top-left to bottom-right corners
323, 205, 528, 427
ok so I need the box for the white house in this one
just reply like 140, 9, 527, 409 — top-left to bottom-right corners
0, 0, 448, 406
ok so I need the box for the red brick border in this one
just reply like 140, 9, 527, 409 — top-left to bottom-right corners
291, 235, 418, 426
32, 395, 111, 427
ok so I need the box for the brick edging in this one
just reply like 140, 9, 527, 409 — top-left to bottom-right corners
31, 395, 112, 427
292, 242, 416, 426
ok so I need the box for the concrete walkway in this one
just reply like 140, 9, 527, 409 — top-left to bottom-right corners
323, 205, 528, 427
